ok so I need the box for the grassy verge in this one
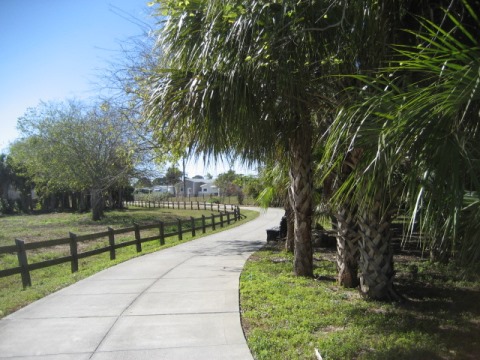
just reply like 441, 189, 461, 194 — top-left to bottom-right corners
0, 207, 259, 318
240, 241, 480, 360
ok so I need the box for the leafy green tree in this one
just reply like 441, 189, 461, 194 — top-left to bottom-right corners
0, 154, 33, 213
152, 177, 167, 186
164, 166, 182, 195
12, 100, 140, 220
0, 154, 14, 204
135, 177, 153, 188
215, 170, 238, 197
237, 174, 262, 200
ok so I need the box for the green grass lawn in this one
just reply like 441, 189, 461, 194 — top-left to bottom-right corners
0, 206, 259, 318
240, 241, 480, 360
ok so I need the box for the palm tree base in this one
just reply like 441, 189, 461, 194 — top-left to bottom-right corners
336, 207, 360, 288
358, 208, 401, 301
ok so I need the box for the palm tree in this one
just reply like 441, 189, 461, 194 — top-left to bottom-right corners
383, 0, 480, 271
143, 0, 428, 278
322, 0, 480, 298
144, 0, 356, 276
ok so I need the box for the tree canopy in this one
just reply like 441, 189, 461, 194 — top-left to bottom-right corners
10, 100, 141, 220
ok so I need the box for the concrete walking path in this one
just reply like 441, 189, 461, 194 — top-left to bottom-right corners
0, 207, 283, 359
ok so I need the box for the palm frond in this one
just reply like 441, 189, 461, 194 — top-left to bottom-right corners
321, 0, 480, 270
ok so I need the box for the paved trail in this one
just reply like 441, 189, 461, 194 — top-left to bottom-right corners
0, 207, 283, 360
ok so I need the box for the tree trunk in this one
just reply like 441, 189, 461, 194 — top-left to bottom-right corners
91, 188, 104, 221
334, 149, 363, 287
50, 194, 58, 211
71, 192, 78, 211
79, 191, 89, 212
289, 121, 314, 277
117, 188, 124, 209
335, 206, 360, 288
357, 198, 400, 301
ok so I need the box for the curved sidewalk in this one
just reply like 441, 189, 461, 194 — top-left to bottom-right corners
0, 207, 283, 360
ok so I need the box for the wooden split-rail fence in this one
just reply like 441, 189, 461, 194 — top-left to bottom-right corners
0, 203, 241, 288
125, 200, 235, 212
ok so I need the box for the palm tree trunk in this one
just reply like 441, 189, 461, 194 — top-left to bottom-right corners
334, 149, 363, 288
335, 206, 360, 288
289, 122, 313, 277
357, 197, 400, 301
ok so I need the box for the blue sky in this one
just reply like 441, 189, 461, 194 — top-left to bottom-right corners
0, 0, 255, 177
0, 0, 152, 150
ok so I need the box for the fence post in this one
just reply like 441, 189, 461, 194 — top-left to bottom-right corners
197, 201, 200, 210
159, 221, 165, 245
204, 202, 206, 210
224, 204, 227, 212
217, 203, 220, 212
202, 215, 206, 233
211, 214, 216, 230
191, 217, 196, 237
220, 212, 224, 228
133, 223, 142, 252
210, 202, 213, 211
227, 212, 231, 225
69, 232, 79, 273
190, 201, 193, 210
177, 219, 183, 241
108, 227, 116, 260
184, 201, 186, 209
15, 239, 31, 288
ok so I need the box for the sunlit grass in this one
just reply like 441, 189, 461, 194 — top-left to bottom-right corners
241, 242, 480, 360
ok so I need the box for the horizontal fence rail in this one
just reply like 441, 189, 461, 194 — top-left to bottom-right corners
0, 204, 241, 288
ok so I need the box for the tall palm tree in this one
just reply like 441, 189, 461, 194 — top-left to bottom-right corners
144, 0, 365, 276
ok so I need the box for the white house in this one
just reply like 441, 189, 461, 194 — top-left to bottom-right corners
200, 182, 219, 196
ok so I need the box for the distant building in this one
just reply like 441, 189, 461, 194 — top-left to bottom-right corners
176, 179, 217, 196
200, 182, 219, 196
